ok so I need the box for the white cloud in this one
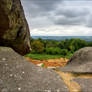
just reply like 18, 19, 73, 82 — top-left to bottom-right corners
31, 25, 92, 36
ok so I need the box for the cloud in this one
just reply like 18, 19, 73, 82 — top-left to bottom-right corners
87, 14, 92, 27
50, 15, 86, 26
21, 0, 92, 36
28, 16, 53, 29
31, 25, 92, 36
30, 0, 62, 11
21, 0, 62, 18
49, 2, 91, 26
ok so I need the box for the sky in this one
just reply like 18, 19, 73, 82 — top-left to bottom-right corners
21, 0, 92, 36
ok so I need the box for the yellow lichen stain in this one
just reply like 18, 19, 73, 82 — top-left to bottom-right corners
54, 70, 81, 92
73, 73, 92, 79
54, 69, 92, 92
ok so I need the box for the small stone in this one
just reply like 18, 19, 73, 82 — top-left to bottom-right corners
2, 58, 6, 61
10, 74, 13, 77
18, 87, 21, 91
37, 63, 43, 67
22, 71, 25, 74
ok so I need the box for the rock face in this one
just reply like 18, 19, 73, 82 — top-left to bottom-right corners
58, 47, 92, 73
0, 47, 69, 92
0, 0, 31, 55
74, 78, 92, 92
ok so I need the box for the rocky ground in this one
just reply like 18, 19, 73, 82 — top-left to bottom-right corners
1, 47, 92, 92
26, 47, 92, 92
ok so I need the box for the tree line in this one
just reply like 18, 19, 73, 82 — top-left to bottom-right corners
30, 38, 92, 57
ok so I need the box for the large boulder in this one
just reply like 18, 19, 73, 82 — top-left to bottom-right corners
0, 47, 69, 92
57, 47, 92, 73
0, 0, 31, 55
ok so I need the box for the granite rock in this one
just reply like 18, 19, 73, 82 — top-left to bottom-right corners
0, 0, 31, 55
58, 47, 92, 73
74, 78, 92, 92
0, 47, 69, 92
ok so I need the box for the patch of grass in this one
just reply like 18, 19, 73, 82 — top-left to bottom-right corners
66, 53, 73, 59
25, 53, 64, 60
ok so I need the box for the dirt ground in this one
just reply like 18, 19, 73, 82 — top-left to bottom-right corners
26, 57, 69, 68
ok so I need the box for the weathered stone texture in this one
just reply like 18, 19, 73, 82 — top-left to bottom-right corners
58, 47, 92, 73
0, 47, 69, 92
0, 0, 31, 55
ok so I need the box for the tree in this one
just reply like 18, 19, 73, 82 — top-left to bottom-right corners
60, 49, 68, 56
58, 40, 65, 49
45, 47, 62, 55
31, 40, 44, 53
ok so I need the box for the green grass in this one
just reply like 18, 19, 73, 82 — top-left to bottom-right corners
25, 53, 64, 60
66, 53, 73, 59
25, 53, 73, 60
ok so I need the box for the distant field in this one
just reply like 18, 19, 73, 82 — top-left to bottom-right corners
25, 53, 73, 60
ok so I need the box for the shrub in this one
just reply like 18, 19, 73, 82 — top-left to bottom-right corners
31, 40, 44, 54
60, 49, 68, 56
45, 47, 61, 55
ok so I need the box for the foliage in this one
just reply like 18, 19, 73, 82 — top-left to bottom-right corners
60, 49, 68, 55
45, 47, 61, 55
31, 40, 44, 54
25, 53, 62, 60
26, 38, 92, 59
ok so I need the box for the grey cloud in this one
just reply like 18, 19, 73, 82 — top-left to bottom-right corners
21, 0, 62, 18
50, 5, 91, 26
21, 0, 92, 28
52, 16, 86, 26
86, 15, 92, 27
55, 8, 89, 18
26, 0, 62, 11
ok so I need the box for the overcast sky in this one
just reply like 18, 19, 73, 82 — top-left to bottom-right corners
21, 0, 92, 36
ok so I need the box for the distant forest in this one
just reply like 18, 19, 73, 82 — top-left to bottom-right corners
29, 38, 92, 58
